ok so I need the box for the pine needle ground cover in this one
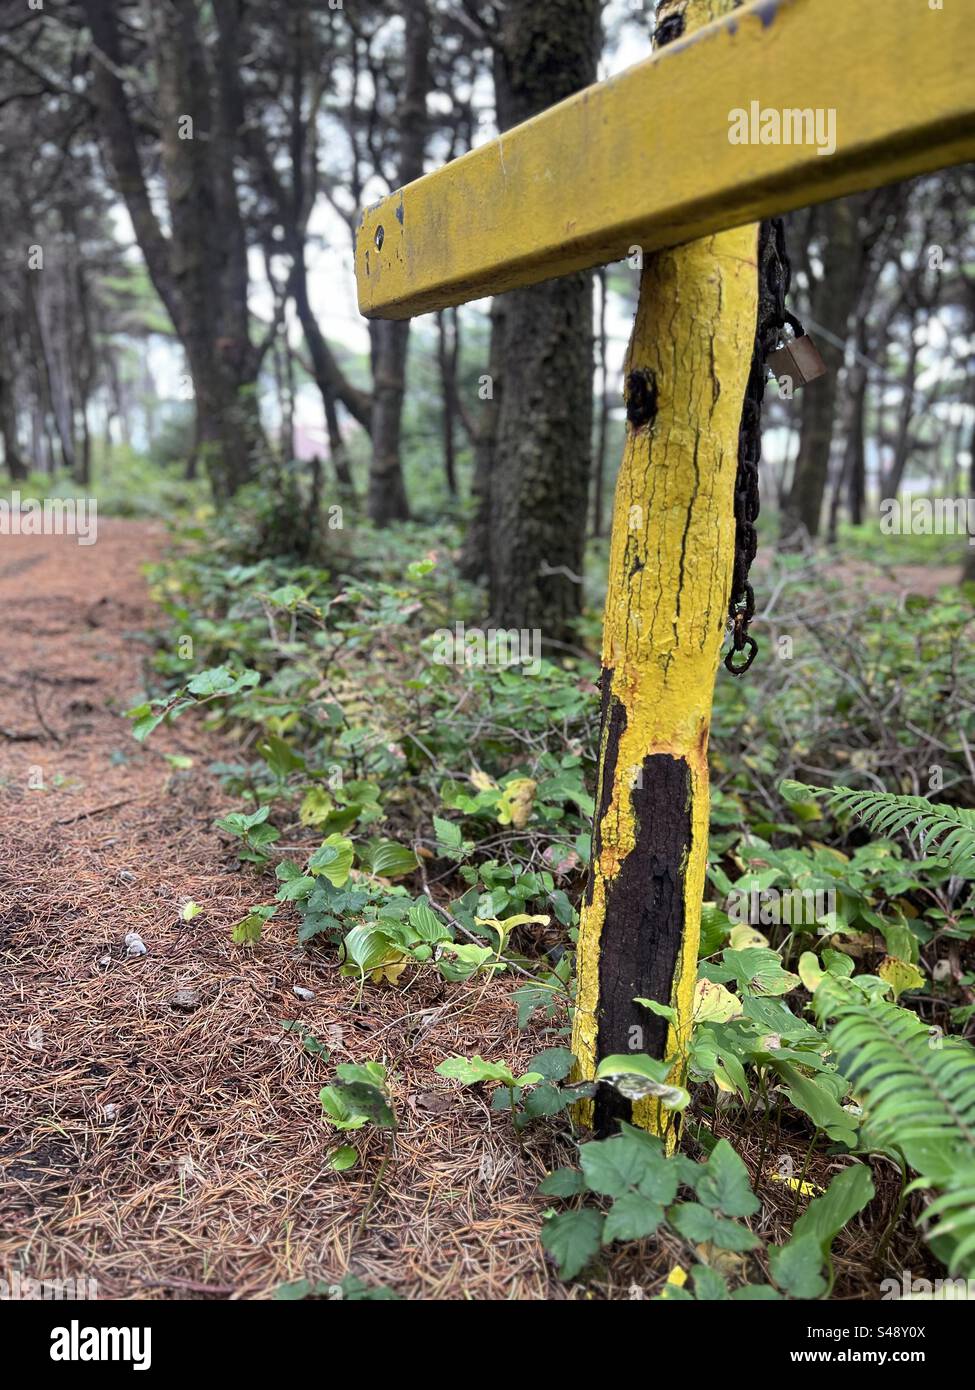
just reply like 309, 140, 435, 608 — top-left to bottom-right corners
1, 513, 973, 1300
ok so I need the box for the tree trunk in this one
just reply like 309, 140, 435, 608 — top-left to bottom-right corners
366, 0, 431, 526
437, 309, 458, 497
459, 300, 506, 581
82, 0, 261, 501
0, 308, 27, 480
846, 356, 868, 525
883, 328, 921, 499
488, 0, 601, 642
963, 390, 975, 584
781, 197, 864, 542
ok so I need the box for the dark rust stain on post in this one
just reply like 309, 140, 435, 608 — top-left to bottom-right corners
593, 752, 693, 1136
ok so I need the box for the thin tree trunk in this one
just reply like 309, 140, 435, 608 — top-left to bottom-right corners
82, 0, 261, 500
0, 309, 27, 480
883, 329, 921, 499
459, 300, 506, 581
847, 360, 868, 524
437, 309, 458, 497
366, 0, 430, 526
962, 385, 975, 584
488, 0, 601, 641
781, 197, 864, 542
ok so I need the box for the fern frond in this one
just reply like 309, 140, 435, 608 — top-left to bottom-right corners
780, 781, 975, 875
818, 983, 975, 1275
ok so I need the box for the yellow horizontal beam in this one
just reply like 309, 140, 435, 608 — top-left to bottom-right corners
355, 0, 975, 319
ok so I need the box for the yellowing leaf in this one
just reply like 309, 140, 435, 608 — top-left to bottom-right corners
299, 788, 334, 827
693, 978, 743, 1024
371, 958, 409, 987
878, 956, 925, 1001
470, 769, 499, 793
666, 1266, 687, 1287
497, 778, 536, 829
475, 913, 550, 933
729, 923, 768, 950
798, 951, 826, 993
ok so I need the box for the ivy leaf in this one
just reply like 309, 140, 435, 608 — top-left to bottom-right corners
769, 1233, 827, 1298
695, 1139, 760, 1218
526, 1047, 575, 1082
538, 1168, 586, 1198
186, 665, 260, 696
541, 1209, 604, 1280
668, 1202, 760, 1252
581, 1133, 657, 1198
691, 1265, 729, 1301
604, 1193, 665, 1243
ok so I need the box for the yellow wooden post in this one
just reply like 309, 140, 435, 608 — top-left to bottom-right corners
571, 0, 757, 1139
356, 0, 975, 319
351, 0, 975, 1138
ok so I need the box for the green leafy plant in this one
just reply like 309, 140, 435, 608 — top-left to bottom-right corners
539, 1130, 873, 1299
126, 663, 261, 742
216, 804, 281, 865
815, 974, 975, 1275
436, 1048, 592, 1132
320, 1062, 397, 1220
272, 1274, 399, 1301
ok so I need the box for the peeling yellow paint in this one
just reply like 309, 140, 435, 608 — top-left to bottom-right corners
571, 0, 757, 1141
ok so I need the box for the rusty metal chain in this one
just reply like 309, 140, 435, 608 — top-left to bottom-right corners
724, 217, 800, 676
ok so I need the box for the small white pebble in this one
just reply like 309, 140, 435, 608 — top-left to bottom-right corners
292, 985, 315, 1001
103, 1103, 118, 1121
98, 954, 112, 968
125, 932, 147, 957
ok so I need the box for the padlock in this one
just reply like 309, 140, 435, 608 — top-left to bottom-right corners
766, 333, 827, 391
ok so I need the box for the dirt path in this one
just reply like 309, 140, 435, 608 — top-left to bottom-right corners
0, 521, 558, 1300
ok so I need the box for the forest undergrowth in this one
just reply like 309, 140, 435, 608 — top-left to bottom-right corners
119, 489, 975, 1300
